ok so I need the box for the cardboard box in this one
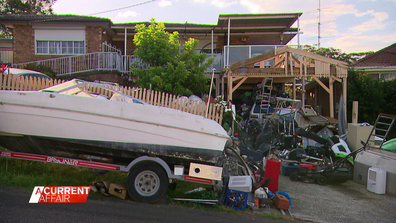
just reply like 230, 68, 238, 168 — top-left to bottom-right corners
347, 123, 374, 151
109, 183, 127, 199
274, 194, 289, 210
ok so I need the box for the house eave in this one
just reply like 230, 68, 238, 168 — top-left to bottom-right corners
354, 66, 396, 72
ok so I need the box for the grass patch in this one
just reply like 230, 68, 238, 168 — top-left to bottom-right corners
0, 157, 127, 191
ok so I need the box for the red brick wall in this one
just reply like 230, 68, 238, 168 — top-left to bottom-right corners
13, 25, 35, 63
86, 26, 104, 53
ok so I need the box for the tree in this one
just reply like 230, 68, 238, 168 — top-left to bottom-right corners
347, 70, 396, 139
301, 45, 374, 65
131, 18, 214, 96
0, 0, 57, 37
1, 0, 56, 14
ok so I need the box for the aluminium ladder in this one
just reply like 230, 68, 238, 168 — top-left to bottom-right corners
259, 77, 273, 117
364, 113, 396, 150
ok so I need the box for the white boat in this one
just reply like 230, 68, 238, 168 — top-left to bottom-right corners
0, 79, 231, 166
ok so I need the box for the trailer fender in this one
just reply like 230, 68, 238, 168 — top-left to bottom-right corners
120, 156, 182, 180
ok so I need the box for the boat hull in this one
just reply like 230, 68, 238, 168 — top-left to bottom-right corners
0, 135, 223, 165
0, 90, 230, 165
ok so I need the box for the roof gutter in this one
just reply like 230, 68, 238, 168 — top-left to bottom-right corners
353, 66, 396, 72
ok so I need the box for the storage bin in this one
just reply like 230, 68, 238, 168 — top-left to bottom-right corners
228, 176, 252, 192
225, 189, 248, 210
281, 162, 299, 176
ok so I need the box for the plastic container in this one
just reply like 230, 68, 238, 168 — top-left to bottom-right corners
254, 187, 267, 198
225, 189, 249, 210
367, 167, 387, 194
228, 176, 252, 192
281, 162, 299, 176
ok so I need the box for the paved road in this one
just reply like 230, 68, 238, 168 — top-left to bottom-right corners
0, 185, 291, 223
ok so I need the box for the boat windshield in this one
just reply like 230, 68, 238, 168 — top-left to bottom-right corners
41, 79, 146, 104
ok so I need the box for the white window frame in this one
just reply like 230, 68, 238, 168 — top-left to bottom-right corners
34, 27, 86, 55
36, 40, 85, 55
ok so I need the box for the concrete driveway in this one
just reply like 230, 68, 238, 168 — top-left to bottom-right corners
260, 174, 396, 223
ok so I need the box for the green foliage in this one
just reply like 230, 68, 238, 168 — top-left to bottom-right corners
1, 0, 57, 37
347, 70, 396, 139
302, 45, 374, 65
132, 18, 214, 96
1, 0, 56, 15
21, 62, 56, 79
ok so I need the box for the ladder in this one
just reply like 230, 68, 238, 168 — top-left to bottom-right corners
364, 113, 396, 150
259, 77, 273, 116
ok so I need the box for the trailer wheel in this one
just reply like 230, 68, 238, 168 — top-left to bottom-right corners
317, 175, 327, 186
127, 162, 169, 203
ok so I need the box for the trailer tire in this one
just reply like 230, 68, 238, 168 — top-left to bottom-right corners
127, 162, 169, 204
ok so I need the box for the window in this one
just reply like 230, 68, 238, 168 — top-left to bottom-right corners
74, 41, 85, 54
36, 41, 48, 54
62, 41, 73, 54
36, 41, 85, 55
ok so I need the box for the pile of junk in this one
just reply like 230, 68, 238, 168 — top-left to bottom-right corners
232, 103, 394, 186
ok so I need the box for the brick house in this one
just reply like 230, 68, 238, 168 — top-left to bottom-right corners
0, 13, 301, 69
1, 15, 113, 64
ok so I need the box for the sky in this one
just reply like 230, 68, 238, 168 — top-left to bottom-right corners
52, 0, 396, 53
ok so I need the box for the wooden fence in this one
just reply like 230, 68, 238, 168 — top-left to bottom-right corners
0, 74, 224, 124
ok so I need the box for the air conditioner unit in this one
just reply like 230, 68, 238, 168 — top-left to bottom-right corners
367, 167, 386, 194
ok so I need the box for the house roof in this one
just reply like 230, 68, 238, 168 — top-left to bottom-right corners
112, 13, 301, 44
0, 14, 112, 25
353, 43, 396, 68
113, 13, 301, 35
1, 13, 301, 45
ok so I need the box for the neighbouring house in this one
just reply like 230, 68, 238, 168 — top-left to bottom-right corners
352, 43, 396, 80
1, 13, 350, 118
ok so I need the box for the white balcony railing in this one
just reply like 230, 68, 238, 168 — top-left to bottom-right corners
11, 44, 299, 76
223, 45, 298, 67
13, 52, 131, 76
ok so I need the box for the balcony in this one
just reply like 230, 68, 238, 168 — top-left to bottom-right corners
205, 45, 297, 72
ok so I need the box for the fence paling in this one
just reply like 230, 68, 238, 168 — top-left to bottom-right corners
1, 75, 224, 124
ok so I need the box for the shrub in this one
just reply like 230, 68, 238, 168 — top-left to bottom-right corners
21, 63, 56, 79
